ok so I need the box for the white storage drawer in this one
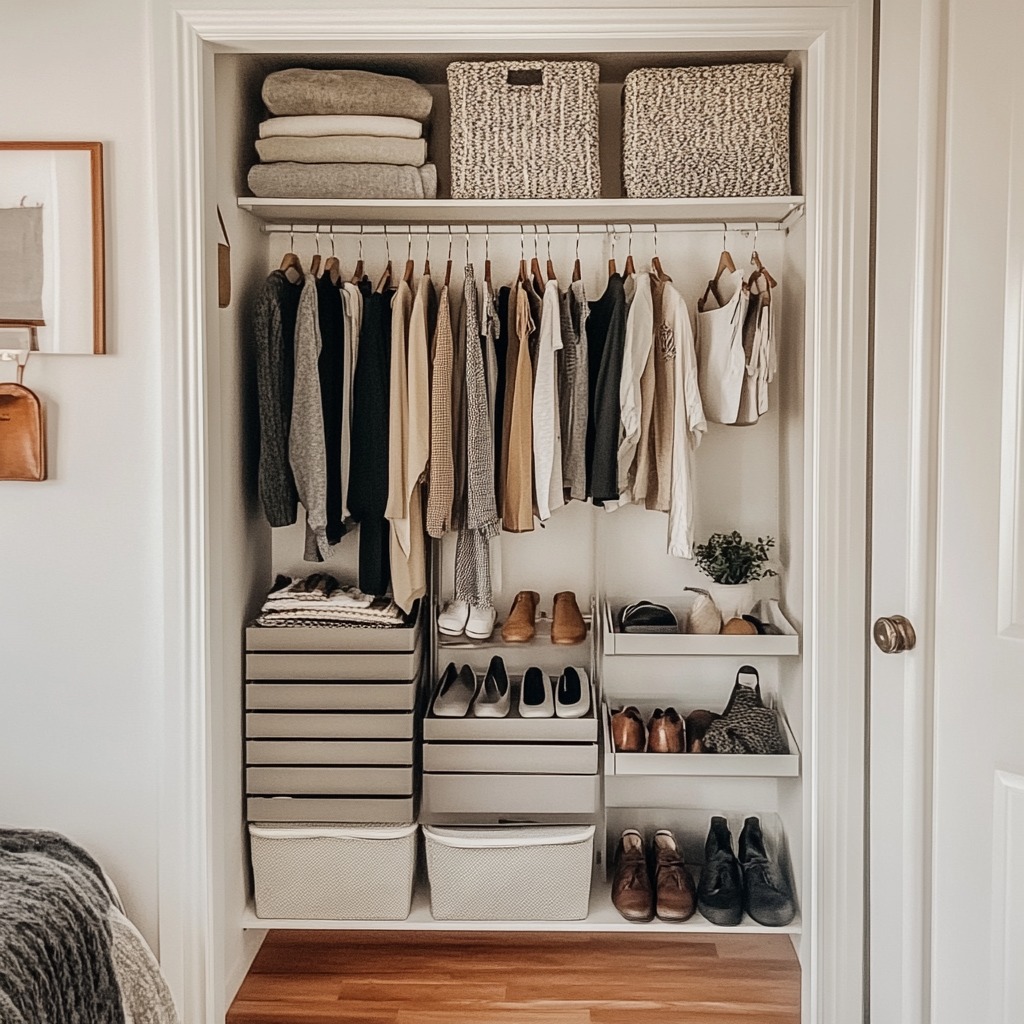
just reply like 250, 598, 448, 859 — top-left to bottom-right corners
246, 739, 415, 765
422, 743, 597, 775
246, 680, 419, 711
246, 648, 421, 680
246, 765, 413, 796
424, 824, 594, 920
245, 711, 415, 740
421, 772, 599, 817
250, 822, 417, 920
247, 796, 416, 823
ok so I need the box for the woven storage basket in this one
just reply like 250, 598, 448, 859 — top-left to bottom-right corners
622, 63, 794, 198
423, 824, 594, 920
447, 60, 601, 199
249, 822, 417, 920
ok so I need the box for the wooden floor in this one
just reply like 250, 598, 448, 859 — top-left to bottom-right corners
227, 931, 801, 1024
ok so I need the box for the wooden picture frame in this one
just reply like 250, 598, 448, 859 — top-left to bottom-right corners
0, 141, 105, 354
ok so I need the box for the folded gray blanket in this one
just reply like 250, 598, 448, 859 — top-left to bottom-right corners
256, 135, 427, 167
263, 69, 433, 122
248, 162, 438, 200
0, 829, 124, 1024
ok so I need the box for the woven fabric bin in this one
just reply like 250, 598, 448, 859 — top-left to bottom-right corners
249, 822, 417, 920
622, 63, 794, 198
447, 61, 601, 199
423, 824, 594, 920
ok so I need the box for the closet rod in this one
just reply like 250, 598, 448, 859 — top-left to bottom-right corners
260, 221, 791, 237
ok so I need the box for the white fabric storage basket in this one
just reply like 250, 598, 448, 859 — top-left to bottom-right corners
622, 63, 794, 198
423, 824, 594, 920
447, 61, 601, 199
249, 821, 417, 920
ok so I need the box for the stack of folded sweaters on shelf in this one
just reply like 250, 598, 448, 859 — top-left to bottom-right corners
248, 68, 436, 200
256, 573, 408, 628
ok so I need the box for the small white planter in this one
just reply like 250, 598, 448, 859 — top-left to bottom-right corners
707, 581, 756, 621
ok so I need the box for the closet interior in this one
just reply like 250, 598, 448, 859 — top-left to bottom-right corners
210, 39, 810, 1007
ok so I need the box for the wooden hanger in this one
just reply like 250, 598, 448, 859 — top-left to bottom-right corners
422, 228, 431, 278
403, 228, 415, 285
374, 226, 392, 293
747, 225, 778, 302
623, 224, 635, 277
484, 225, 492, 286
279, 225, 302, 284
443, 226, 453, 287
650, 224, 669, 280
517, 226, 528, 283
530, 225, 545, 288
351, 227, 364, 284
572, 224, 582, 282
322, 228, 341, 285
607, 225, 617, 276
700, 224, 738, 310
309, 226, 322, 278
545, 225, 557, 283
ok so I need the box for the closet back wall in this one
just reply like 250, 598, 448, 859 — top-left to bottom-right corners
0, 0, 162, 948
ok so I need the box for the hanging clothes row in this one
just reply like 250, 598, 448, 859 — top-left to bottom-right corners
251, 222, 779, 619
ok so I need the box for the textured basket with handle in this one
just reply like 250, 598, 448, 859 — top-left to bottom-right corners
447, 60, 601, 199
622, 63, 794, 198
423, 824, 594, 920
249, 822, 417, 920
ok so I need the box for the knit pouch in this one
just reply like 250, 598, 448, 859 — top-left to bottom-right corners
703, 667, 788, 755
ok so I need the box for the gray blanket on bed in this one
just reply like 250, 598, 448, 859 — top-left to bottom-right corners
0, 829, 125, 1024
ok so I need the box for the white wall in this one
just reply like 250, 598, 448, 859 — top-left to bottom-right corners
0, 0, 162, 947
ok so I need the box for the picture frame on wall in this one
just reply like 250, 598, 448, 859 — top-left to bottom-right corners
0, 141, 105, 355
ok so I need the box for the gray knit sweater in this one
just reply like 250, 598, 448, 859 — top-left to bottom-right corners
254, 270, 302, 526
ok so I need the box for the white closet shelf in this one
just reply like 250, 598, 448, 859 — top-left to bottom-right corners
241, 880, 800, 934
601, 704, 800, 778
603, 598, 800, 656
236, 196, 805, 227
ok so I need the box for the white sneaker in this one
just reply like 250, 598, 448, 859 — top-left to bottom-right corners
437, 600, 470, 636
519, 667, 554, 718
465, 604, 497, 640
555, 666, 591, 718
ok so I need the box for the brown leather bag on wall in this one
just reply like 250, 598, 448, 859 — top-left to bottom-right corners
0, 357, 46, 481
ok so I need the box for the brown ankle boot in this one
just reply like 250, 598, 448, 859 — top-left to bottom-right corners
551, 591, 587, 645
500, 591, 540, 643
611, 829, 654, 922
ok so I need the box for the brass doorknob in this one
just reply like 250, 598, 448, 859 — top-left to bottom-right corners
873, 615, 917, 654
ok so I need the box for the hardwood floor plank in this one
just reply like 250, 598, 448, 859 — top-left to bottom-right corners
228, 932, 801, 1024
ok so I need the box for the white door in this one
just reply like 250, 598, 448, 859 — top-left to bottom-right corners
872, 0, 1024, 1021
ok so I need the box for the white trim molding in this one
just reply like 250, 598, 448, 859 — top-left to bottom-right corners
152, 6, 873, 1022
992, 770, 1024, 1023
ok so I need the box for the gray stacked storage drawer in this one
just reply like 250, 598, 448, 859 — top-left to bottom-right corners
245, 622, 422, 823
421, 674, 599, 824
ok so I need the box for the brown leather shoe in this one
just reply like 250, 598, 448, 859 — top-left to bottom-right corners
653, 829, 697, 922
685, 709, 719, 753
611, 829, 654, 922
648, 707, 686, 753
551, 591, 587, 645
611, 706, 646, 752
500, 591, 540, 643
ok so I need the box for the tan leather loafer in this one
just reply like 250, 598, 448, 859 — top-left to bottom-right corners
611, 706, 646, 752
612, 829, 654, 922
653, 829, 697, 922
551, 591, 587, 645
500, 590, 540, 643
648, 707, 686, 753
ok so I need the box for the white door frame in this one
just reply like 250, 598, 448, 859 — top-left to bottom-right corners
150, 5, 873, 1022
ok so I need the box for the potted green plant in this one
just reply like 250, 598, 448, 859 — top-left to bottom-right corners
693, 532, 778, 620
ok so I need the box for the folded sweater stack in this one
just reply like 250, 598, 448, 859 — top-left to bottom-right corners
248, 68, 437, 200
